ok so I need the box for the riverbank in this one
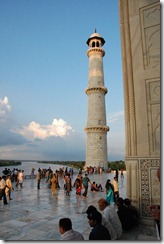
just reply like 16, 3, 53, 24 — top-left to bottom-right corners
0, 160, 83, 170
0, 160, 21, 167
0, 161, 79, 176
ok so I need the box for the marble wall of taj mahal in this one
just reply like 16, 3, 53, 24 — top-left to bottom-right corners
84, 0, 160, 224
119, 0, 160, 223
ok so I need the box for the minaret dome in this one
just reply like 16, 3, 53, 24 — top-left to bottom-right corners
86, 30, 105, 48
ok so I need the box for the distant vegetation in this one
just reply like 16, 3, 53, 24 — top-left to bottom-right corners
0, 160, 21, 167
108, 160, 126, 170
0, 159, 126, 171
38, 160, 126, 171
37, 161, 85, 170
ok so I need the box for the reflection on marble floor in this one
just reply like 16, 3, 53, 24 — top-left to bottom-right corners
0, 172, 157, 241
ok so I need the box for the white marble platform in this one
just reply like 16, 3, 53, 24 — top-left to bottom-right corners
0, 172, 157, 241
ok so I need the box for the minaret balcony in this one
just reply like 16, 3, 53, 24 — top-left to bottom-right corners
85, 86, 108, 94
84, 126, 110, 133
87, 48, 105, 57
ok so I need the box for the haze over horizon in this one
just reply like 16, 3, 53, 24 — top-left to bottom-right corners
0, 0, 125, 162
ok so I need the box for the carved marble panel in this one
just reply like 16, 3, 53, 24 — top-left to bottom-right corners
140, 3, 160, 69
146, 79, 160, 155
140, 158, 160, 217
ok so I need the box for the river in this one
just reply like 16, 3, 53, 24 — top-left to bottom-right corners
0, 161, 70, 176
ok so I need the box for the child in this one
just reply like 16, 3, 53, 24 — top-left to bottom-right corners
76, 185, 82, 196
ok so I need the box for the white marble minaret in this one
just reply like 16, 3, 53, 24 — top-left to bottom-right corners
85, 31, 109, 170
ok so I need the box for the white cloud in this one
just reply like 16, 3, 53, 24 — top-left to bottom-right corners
14, 118, 73, 140
107, 111, 124, 123
0, 96, 11, 116
0, 96, 125, 161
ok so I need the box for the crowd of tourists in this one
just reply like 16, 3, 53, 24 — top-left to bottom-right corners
0, 165, 142, 240
58, 196, 139, 240
0, 168, 25, 204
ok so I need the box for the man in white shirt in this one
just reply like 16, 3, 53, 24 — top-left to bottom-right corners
98, 198, 122, 239
113, 176, 119, 200
0, 176, 8, 204
59, 218, 84, 240
16, 170, 24, 189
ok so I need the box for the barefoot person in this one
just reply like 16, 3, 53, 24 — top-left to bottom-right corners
5, 175, 13, 202
82, 173, 91, 197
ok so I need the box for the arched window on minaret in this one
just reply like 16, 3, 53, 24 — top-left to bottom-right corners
96, 41, 99, 47
92, 42, 95, 47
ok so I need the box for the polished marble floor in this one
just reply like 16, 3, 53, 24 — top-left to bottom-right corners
0, 172, 158, 241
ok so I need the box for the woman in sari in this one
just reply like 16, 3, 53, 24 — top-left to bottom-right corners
106, 182, 115, 204
51, 173, 57, 196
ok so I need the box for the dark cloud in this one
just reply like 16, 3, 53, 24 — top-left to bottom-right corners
31, 133, 86, 161
0, 128, 28, 146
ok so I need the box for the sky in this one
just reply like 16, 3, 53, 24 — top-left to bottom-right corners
0, 0, 125, 162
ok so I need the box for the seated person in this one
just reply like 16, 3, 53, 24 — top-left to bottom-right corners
59, 218, 84, 240
86, 205, 117, 240
96, 183, 103, 191
123, 198, 139, 225
116, 197, 138, 231
150, 205, 160, 240
87, 210, 111, 240
91, 182, 99, 191
150, 167, 160, 240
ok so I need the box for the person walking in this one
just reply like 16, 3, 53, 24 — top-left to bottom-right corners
5, 175, 13, 202
16, 169, 24, 189
59, 218, 84, 240
31, 168, 35, 178
115, 169, 119, 180
73, 176, 82, 196
65, 174, 71, 196
51, 173, 57, 196
82, 173, 91, 198
14, 168, 18, 182
36, 169, 41, 190
112, 176, 119, 201
99, 167, 103, 175
0, 176, 8, 205
120, 169, 124, 178
55, 170, 60, 189
105, 179, 115, 205
105, 179, 114, 193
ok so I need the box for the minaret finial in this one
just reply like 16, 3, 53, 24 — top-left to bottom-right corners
95, 28, 97, 33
